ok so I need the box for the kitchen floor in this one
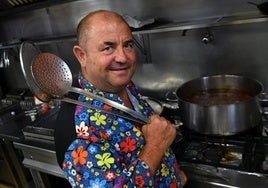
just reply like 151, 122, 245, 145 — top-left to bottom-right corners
24, 180, 35, 188
23, 175, 71, 188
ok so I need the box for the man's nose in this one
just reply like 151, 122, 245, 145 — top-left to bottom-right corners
114, 48, 127, 63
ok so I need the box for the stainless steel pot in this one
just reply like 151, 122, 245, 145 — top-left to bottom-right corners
176, 75, 263, 135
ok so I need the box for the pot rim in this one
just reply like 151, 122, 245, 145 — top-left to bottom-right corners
176, 74, 263, 106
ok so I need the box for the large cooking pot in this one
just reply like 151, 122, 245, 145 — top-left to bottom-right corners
176, 75, 263, 135
248, 1, 268, 15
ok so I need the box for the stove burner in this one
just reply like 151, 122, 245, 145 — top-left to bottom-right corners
202, 146, 225, 162
183, 141, 243, 167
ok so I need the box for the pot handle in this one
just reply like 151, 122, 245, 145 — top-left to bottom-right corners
165, 90, 178, 102
257, 92, 268, 115
162, 90, 180, 110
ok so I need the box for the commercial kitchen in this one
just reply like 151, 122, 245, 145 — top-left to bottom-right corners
0, 0, 268, 187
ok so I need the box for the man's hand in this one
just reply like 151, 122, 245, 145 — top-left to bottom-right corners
138, 114, 176, 174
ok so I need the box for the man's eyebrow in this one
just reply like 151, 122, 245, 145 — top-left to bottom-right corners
125, 39, 134, 44
103, 40, 134, 46
103, 41, 114, 46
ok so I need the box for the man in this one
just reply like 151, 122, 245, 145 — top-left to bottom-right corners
61, 10, 186, 187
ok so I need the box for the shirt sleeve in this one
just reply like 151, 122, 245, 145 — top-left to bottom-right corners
62, 136, 156, 187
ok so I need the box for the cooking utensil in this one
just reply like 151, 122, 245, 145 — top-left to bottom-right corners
143, 96, 179, 113
143, 96, 163, 115
176, 75, 263, 135
19, 41, 51, 102
31, 52, 149, 124
3, 50, 9, 67
248, 1, 268, 15
57, 97, 146, 124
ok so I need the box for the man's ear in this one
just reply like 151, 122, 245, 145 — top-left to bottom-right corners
73, 45, 87, 67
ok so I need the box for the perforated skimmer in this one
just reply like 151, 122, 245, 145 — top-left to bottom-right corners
19, 41, 51, 102
31, 52, 149, 124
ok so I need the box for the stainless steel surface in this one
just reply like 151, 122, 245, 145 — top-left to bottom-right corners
19, 41, 50, 102
13, 142, 65, 188
132, 13, 268, 35
0, 49, 10, 68
143, 96, 163, 115
0, 0, 267, 45
13, 142, 64, 178
31, 52, 149, 124
1, 14, 268, 49
0, 0, 73, 16
173, 109, 268, 188
31, 52, 72, 97
0, 1, 268, 100
176, 74, 263, 135
0, 0, 43, 9
181, 162, 268, 188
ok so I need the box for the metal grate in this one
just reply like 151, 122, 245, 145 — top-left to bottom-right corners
7, 0, 39, 7
0, 0, 45, 11
0, 0, 74, 15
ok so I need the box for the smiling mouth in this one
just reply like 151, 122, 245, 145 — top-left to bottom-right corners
110, 68, 128, 71
109, 66, 130, 71
108, 61, 132, 72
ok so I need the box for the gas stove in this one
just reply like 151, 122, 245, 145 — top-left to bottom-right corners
173, 124, 268, 171
164, 95, 268, 188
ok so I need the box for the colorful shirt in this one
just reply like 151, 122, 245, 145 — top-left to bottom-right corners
62, 75, 183, 187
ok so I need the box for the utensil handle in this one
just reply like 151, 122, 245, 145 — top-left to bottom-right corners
70, 87, 149, 124
55, 97, 147, 124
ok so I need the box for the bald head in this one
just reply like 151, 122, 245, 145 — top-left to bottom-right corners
76, 10, 131, 50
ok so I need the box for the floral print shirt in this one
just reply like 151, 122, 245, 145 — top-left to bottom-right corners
62, 75, 183, 188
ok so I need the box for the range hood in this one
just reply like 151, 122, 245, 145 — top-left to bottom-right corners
0, 0, 74, 16
0, 0, 42, 8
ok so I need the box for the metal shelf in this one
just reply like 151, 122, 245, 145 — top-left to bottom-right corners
0, 11, 268, 49
132, 12, 268, 35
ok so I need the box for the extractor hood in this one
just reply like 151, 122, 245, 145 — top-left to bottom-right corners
0, 0, 75, 16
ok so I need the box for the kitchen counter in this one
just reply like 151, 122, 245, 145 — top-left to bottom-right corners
0, 103, 29, 141
0, 103, 70, 188
0, 103, 56, 150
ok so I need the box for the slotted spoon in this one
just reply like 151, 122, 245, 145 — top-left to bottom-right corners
31, 52, 149, 124
19, 41, 51, 102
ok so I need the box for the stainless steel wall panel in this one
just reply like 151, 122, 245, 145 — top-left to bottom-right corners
1, 0, 268, 99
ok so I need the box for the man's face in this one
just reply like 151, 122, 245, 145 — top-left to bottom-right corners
82, 18, 136, 92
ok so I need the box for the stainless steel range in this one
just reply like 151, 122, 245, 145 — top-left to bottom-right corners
6, 90, 268, 188
168, 94, 268, 188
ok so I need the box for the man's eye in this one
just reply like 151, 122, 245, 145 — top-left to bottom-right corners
125, 42, 134, 49
104, 46, 112, 51
102, 46, 115, 54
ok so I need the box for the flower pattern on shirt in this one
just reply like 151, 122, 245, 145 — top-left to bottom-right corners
62, 75, 183, 187
71, 146, 88, 165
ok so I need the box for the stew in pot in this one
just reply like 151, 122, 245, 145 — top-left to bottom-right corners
185, 88, 253, 105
